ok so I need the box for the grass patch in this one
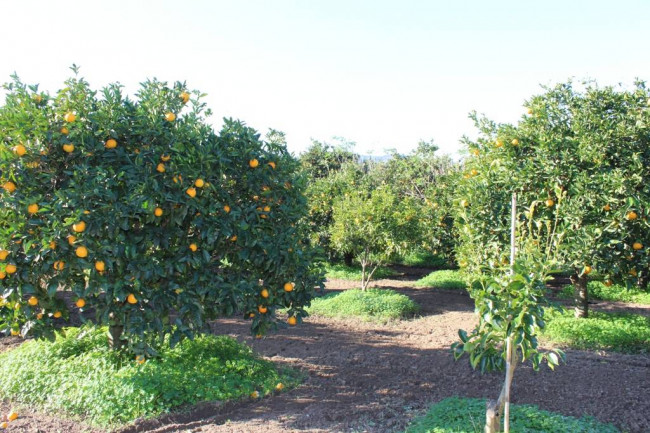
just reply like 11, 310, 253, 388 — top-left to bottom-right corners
324, 262, 397, 280
415, 270, 467, 290
394, 251, 450, 268
307, 288, 419, 321
542, 309, 650, 354
0, 327, 298, 427
560, 281, 650, 305
404, 397, 619, 433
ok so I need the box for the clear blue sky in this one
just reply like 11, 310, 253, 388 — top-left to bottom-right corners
2, 0, 649, 156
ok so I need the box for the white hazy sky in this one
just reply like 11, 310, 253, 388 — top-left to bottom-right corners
2, 0, 649, 157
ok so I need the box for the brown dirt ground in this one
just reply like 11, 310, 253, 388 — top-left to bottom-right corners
1, 268, 649, 433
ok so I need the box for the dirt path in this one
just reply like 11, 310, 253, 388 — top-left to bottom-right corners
1, 271, 649, 433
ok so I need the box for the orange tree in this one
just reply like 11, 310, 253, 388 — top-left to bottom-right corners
456, 80, 650, 318
0, 70, 323, 356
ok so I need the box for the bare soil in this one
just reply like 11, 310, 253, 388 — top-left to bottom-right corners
1, 268, 649, 433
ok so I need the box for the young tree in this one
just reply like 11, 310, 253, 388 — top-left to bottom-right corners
0, 70, 323, 356
330, 187, 418, 289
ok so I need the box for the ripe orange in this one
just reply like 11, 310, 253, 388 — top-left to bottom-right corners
495, 140, 504, 148
527, 108, 533, 115
268, 161, 276, 169
249, 312, 255, 318
5, 264, 17, 274
156, 163, 166, 173
10, 330, 19, 336
28, 296, 38, 306
154, 207, 163, 217
53, 261, 65, 271
68, 235, 77, 245
60, 126, 69, 135
583, 265, 592, 275
186, 187, 196, 198
263, 206, 271, 212
603, 204, 611, 211
73, 221, 86, 232
64, 112, 76, 122
0, 250, 8, 260
28, 203, 39, 214
224, 205, 231, 213
95, 261, 105, 272
127, 293, 137, 304
284, 282, 294, 292
189, 243, 198, 252
62, 143, 74, 153
161, 154, 171, 162
194, 178, 205, 188
258, 305, 267, 314
287, 316, 297, 326
14, 144, 26, 156
76, 298, 86, 308
230, 235, 237, 242
511, 139, 520, 146
53, 311, 62, 319
249, 158, 259, 168
545, 199, 554, 207
633, 242, 643, 250
250, 390, 260, 398
180, 92, 190, 104
260, 288, 269, 298
275, 382, 284, 391
604, 280, 613, 287
7, 412, 18, 421
105, 138, 117, 149
135, 355, 146, 364
36, 312, 43, 320
165, 112, 176, 122
75, 246, 88, 258
3, 181, 16, 193
626, 211, 638, 220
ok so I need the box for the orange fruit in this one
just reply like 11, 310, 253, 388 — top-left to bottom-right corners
105, 138, 117, 149
73, 221, 86, 232
511, 139, 520, 146
156, 163, 166, 173
180, 92, 190, 104
258, 305, 267, 314
545, 199, 554, 207
603, 204, 611, 211
63, 143, 74, 153
527, 108, 533, 115
249, 312, 255, 318
28, 296, 38, 306
127, 293, 137, 304
68, 235, 77, 245
53, 311, 62, 319
0, 271, 6, 280
495, 140, 504, 148
3, 181, 16, 193
275, 383, 284, 391
604, 280, 613, 287
154, 207, 163, 217
53, 261, 65, 271
136, 355, 146, 364
230, 235, 237, 242
194, 178, 205, 188
33, 94, 42, 103
165, 112, 176, 122
186, 187, 196, 198
268, 161, 276, 169
0, 250, 8, 260
14, 144, 26, 156
630, 269, 638, 276
36, 313, 43, 320
283, 282, 294, 292
5, 264, 17, 274
75, 245, 88, 258
249, 158, 259, 168
76, 298, 86, 308
263, 206, 271, 212
7, 412, 18, 421
626, 211, 638, 220
64, 112, 76, 122
95, 261, 105, 272
250, 390, 260, 398
189, 243, 198, 252
583, 265, 592, 275
224, 205, 231, 213
633, 242, 643, 250
60, 126, 69, 135
161, 154, 171, 162
260, 288, 269, 298
287, 316, 297, 326
10, 330, 19, 336
28, 203, 39, 214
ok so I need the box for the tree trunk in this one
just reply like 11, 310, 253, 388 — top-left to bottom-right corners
108, 325, 125, 350
344, 251, 354, 267
570, 272, 589, 318
360, 259, 367, 291
485, 338, 518, 433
